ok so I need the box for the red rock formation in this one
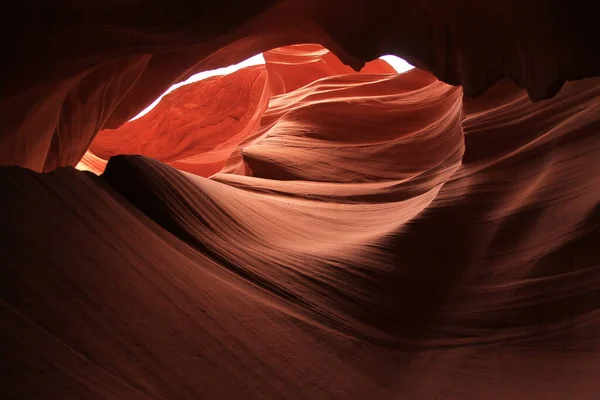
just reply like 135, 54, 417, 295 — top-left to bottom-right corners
1, 3, 600, 400
264, 44, 396, 94
89, 65, 270, 177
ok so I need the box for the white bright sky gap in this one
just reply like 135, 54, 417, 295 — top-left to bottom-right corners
129, 53, 414, 121
379, 55, 414, 74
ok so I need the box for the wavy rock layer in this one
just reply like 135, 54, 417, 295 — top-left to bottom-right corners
2, 36, 600, 399
264, 43, 396, 95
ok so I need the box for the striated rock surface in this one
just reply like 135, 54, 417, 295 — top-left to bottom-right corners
264, 44, 396, 95
1, 4, 600, 400
88, 66, 271, 177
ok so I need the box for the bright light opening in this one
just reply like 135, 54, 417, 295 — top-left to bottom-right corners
128, 52, 413, 122
379, 55, 414, 74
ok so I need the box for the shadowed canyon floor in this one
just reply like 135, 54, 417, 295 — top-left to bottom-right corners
2, 11, 600, 399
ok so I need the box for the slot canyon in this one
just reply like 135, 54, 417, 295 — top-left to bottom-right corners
1, 1, 599, 399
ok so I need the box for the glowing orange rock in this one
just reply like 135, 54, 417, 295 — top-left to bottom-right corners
264, 44, 396, 94
88, 66, 270, 176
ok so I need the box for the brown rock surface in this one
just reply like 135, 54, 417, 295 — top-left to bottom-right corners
1, 3, 600, 399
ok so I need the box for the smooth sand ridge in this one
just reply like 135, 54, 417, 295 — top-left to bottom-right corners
2, 40, 600, 399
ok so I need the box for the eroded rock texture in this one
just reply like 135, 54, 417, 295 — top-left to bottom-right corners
88, 66, 271, 177
1, 2, 600, 399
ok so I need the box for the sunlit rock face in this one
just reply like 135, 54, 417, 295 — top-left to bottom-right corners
88, 66, 271, 176
1, 3, 600, 400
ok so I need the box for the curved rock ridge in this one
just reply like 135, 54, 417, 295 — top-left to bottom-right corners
93, 66, 465, 345
235, 69, 461, 185
2, 35, 600, 398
